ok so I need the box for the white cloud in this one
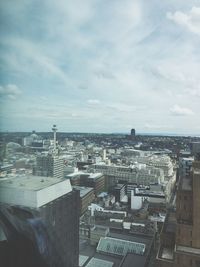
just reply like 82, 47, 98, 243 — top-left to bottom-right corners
87, 99, 100, 104
0, 84, 22, 99
167, 7, 200, 35
170, 105, 194, 116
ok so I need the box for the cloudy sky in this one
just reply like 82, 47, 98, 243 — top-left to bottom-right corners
0, 0, 200, 134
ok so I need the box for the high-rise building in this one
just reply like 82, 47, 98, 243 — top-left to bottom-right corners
156, 160, 200, 267
0, 175, 80, 267
131, 128, 136, 137
34, 154, 64, 179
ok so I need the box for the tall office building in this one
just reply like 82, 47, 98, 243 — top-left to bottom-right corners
0, 175, 80, 267
156, 160, 200, 266
34, 154, 64, 179
131, 128, 136, 137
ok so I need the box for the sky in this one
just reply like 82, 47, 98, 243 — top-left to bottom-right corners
0, 0, 200, 134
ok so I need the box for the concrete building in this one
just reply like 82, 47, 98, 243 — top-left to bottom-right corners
80, 173, 105, 195
73, 186, 95, 215
0, 175, 80, 267
34, 154, 64, 179
131, 189, 143, 210
113, 183, 126, 202
156, 160, 200, 267
88, 164, 164, 188
67, 172, 105, 195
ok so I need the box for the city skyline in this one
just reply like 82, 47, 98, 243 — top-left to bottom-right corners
0, 1, 200, 134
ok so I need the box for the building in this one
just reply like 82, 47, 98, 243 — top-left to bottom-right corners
90, 225, 109, 246
80, 173, 105, 195
191, 142, 200, 157
34, 153, 64, 179
0, 175, 80, 267
73, 186, 95, 215
131, 189, 143, 210
156, 160, 200, 267
131, 129, 136, 137
113, 183, 126, 202
179, 157, 194, 178
88, 164, 164, 188
79, 229, 154, 267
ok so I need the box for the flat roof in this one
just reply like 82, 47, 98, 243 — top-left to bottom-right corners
79, 255, 89, 267
176, 245, 200, 256
66, 171, 84, 177
97, 237, 145, 256
88, 173, 103, 179
85, 257, 113, 267
73, 186, 94, 197
120, 253, 146, 267
0, 175, 64, 191
79, 239, 122, 267
161, 247, 174, 260
0, 175, 72, 208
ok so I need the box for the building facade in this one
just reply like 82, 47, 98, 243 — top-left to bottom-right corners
34, 154, 64, 179
0, 176, 80, 267
156, 160, 200, 267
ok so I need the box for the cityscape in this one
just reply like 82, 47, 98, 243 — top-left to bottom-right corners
1, 1, 200, 267
0, 126, 200, 267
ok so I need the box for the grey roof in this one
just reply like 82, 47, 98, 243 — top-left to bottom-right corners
73, 186, 94, 197
79, 255, 89, 267
85, 257, 113, 267
97, 237, 145, 257
120, 253, 146, 267
0, 175, 64, 191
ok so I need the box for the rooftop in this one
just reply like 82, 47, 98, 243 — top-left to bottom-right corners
0, 175, 64, 191
176, 245, 200, 256
0, 175, 72, 208
73, 186, 94, 197
79, 255, 89, 267
88, 173, 103, 179
120, 253, 147, 267
85, 257, 113, 267
97, 237, 145, 257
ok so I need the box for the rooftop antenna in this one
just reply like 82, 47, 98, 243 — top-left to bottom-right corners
52, 124, 57, 154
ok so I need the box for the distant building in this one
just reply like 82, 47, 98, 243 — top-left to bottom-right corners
0, 175, 80, 267
131, 128, 136, 137
89, 164, 164, 188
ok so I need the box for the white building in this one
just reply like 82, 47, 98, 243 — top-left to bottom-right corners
0, 175, 72, 208
131, 189, 143, 210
